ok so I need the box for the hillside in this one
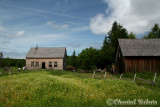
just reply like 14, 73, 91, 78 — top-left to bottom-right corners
0, 70, 159, 106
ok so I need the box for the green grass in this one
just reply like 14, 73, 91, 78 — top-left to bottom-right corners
114, 72, 160, 85
0, 69, 160, 106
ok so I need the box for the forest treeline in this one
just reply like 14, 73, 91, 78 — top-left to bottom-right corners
0, 21, 160, 70
0, 53, 25, 68
67, 21, 160, 70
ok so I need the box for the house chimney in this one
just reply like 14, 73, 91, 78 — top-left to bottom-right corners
36, 44, 38, 50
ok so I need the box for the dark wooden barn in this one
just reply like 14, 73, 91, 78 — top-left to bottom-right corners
115, 39, 160, 73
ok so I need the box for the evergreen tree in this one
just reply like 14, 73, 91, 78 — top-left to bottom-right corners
108, 21, 128, 48
142, 23, 160, 38
151, 24, 160, 38
98, 36, 114, 69
0, 52, 3, 68
70, 50, 77, 67
128, 32, 136, 39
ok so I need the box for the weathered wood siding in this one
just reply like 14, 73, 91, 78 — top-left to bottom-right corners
115, 45, 125, 73
124, 56, 160, 72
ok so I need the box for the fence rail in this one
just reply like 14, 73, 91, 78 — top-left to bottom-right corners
92, 71, 159, 86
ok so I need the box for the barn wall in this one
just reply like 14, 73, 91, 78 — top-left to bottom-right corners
26, 58, 64, 70
124, 56, 160, 72
115, 45, 125, 74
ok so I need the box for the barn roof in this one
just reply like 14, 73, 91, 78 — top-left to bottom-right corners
26, 47, 66, 58
118, 39, 160, 56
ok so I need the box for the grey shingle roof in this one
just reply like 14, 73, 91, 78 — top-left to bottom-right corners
118, 39, 160, 56
26, 47, 66, 58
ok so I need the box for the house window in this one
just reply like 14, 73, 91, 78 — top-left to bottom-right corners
31, 61, 34, 67
49, 62, 52, 67
54, 61, 58, 67
36, 62, 39, 67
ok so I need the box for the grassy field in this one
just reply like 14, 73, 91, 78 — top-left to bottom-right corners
0, 68, 160, 106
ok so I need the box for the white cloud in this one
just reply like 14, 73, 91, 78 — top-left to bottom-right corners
0, 25, 7, 32
15, 30, 26, 37
90, 0, 160, 35
72, 26, 89, 31
46, 21, 52, 25
61, 24, 69, 29
44, 33, 67, 40
46, 21, 69, 29
0, 30, 26, 39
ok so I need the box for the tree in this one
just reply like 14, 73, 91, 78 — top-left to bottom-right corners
151, 24, 160, 38
78, 47, 98, 70
0, 52, 3, 68
70, 50, 77, 67
128, 32, 136, 39
142, 32, 156, 39
108, 21, 128, 48
98, 36, 114, 69
142, 23, 160, 38
67, 56, 71, 66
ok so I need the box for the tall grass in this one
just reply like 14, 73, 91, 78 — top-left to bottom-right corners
0, 70, 160, 106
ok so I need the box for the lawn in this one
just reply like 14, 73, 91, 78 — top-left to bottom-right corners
0, 68, 159, 106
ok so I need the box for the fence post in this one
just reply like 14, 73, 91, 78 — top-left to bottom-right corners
153, 73, 157, 84
8, 70, 11, 74
104, 72, 107, 79
92, 70, 95, 78
119, 73, 123, 80
132, 74, 136, 82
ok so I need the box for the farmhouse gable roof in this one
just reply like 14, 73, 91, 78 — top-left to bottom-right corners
26, 47, 66, 58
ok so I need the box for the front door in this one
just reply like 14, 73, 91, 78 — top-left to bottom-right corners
42, 62, 45, 69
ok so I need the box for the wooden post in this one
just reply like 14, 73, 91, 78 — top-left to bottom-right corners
153, 73, 157, 84
104, 72, 107, 79
8, 70, 11, 74
92, 70, 95, 78
119, 73, 123, 80
132, 74, 136, 82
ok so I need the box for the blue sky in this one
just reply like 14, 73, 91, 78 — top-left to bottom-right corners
0, 0, 160, 58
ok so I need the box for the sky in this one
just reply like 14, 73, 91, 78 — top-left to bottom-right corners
0, 0, 160, 59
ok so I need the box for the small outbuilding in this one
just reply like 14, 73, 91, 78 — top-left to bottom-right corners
26, 47, 67, 70
115, 39, 160, 73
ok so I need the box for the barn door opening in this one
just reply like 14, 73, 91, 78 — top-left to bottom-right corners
42, 62, 45, 69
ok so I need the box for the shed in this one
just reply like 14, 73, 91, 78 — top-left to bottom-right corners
115, 39, 160, 73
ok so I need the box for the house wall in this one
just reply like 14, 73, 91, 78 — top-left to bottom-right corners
26, 58, 64, 70
124, 56, 160, 72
